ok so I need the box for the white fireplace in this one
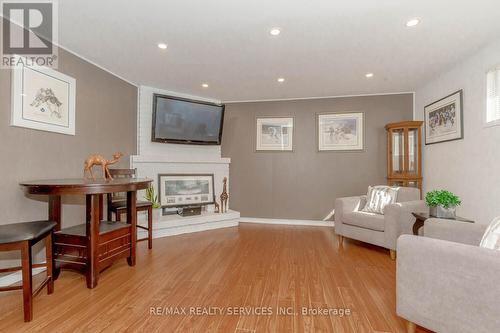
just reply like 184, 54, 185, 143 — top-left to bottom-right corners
131, 154, 230, 210
130, 85, 239, 238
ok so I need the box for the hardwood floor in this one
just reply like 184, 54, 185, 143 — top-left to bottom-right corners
0, 223, 430, 332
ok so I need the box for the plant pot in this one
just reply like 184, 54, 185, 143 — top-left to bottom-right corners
430, 205, 456, 218
152, 208, 163, 221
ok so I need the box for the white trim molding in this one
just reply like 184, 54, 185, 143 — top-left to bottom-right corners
241, 217, 334, 227
224, 91, 415, 104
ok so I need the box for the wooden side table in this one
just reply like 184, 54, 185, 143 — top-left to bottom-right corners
411, 212, 474, 235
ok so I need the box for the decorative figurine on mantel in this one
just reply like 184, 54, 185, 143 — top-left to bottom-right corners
220, 177, 229, 213
83, 152, 123, 180
214, 200, 220, 213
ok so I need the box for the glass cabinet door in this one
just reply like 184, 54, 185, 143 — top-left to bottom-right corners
391, 129, 405, 175
408, 128, 419, 174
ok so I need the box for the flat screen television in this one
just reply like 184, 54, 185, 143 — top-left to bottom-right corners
152, 94, 225, 145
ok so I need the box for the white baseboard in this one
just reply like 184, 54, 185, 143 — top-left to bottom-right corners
0, 267, 46, 288
241, 217, 334, 227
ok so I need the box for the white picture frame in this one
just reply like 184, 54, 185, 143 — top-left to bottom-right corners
256, 117, 294, 151
317, 112, 364, 151
11, 56, 76, 135
424, 90, 463, 145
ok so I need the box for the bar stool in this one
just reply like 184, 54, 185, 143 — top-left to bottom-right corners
107, 169, 153, 249
0, 220, 57, 322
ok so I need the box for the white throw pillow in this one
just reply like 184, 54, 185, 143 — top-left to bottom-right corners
480, 216, 500, 250
362, 186, 398, 215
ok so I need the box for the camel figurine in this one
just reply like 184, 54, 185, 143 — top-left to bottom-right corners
220, 177, 229, 213
83, 152, 123, 180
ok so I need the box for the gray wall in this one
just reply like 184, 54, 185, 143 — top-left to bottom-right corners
221, 94, 413, 220
0, 47, 137, 265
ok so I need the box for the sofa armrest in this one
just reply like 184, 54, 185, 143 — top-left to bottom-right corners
334, 196, 363, 234
424, 218, 487, 246
335, 196, 363, 215
384, 200, 427, 247
397, 235, 500, 333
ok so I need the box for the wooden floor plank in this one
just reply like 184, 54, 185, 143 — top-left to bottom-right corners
0, 223, 430, 333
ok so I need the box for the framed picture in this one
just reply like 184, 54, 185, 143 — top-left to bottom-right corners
424, 90, 463, 145
11, 56, 76, 135
158, 174, 215, 208
317, 112, 364, 151
256, 117, 294, 151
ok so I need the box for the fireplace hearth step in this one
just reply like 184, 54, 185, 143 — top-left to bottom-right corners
137, 210, 240, 239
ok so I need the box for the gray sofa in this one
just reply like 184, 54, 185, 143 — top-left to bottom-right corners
397, 218, 500, 333
334, 186, 424, 258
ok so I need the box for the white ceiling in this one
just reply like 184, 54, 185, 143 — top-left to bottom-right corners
59, 0, 500, 102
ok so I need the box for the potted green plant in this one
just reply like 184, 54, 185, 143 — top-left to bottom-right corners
425, 190, 462, 218
144, 186, 162, 220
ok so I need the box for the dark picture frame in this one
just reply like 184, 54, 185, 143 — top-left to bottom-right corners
158, 173, 215, 208
424, 90, 464, 145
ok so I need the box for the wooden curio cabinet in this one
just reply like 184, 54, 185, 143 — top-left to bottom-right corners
385, 121, 423, 193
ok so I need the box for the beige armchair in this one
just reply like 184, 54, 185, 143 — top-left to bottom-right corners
397, 218, 500, 333
334, 186, 424, 258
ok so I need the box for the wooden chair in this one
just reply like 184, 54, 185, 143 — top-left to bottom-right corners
107, 169, 153, 249
0, 220, 57, 322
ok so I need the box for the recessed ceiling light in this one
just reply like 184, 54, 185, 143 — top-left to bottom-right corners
406, 18, 420, 27
365, 73, 374, 78
157, 43, 167, 49
277, 77, 285, 83
270, 28, 281, 36
201, 83, 209, 88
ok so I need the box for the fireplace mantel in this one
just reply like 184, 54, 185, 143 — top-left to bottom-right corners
131, 155, 230, 165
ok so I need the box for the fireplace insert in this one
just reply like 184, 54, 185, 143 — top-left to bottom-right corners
158, 173, 215, 208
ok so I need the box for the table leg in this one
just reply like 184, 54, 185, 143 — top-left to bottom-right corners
127, 191, 137, 266
45, 233, 54, 294
99, 194, 104, 221
48, 195, 61, 231
413, 218, 425, 235
86, 194, 100, 289
48, 195, 61, 280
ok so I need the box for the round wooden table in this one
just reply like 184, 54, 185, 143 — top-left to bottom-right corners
20, 178, 152, 289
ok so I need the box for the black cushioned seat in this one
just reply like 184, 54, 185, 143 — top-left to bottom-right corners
0, 220, 57, 244
109, 200, 152, 210
0, 220, 56, 322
